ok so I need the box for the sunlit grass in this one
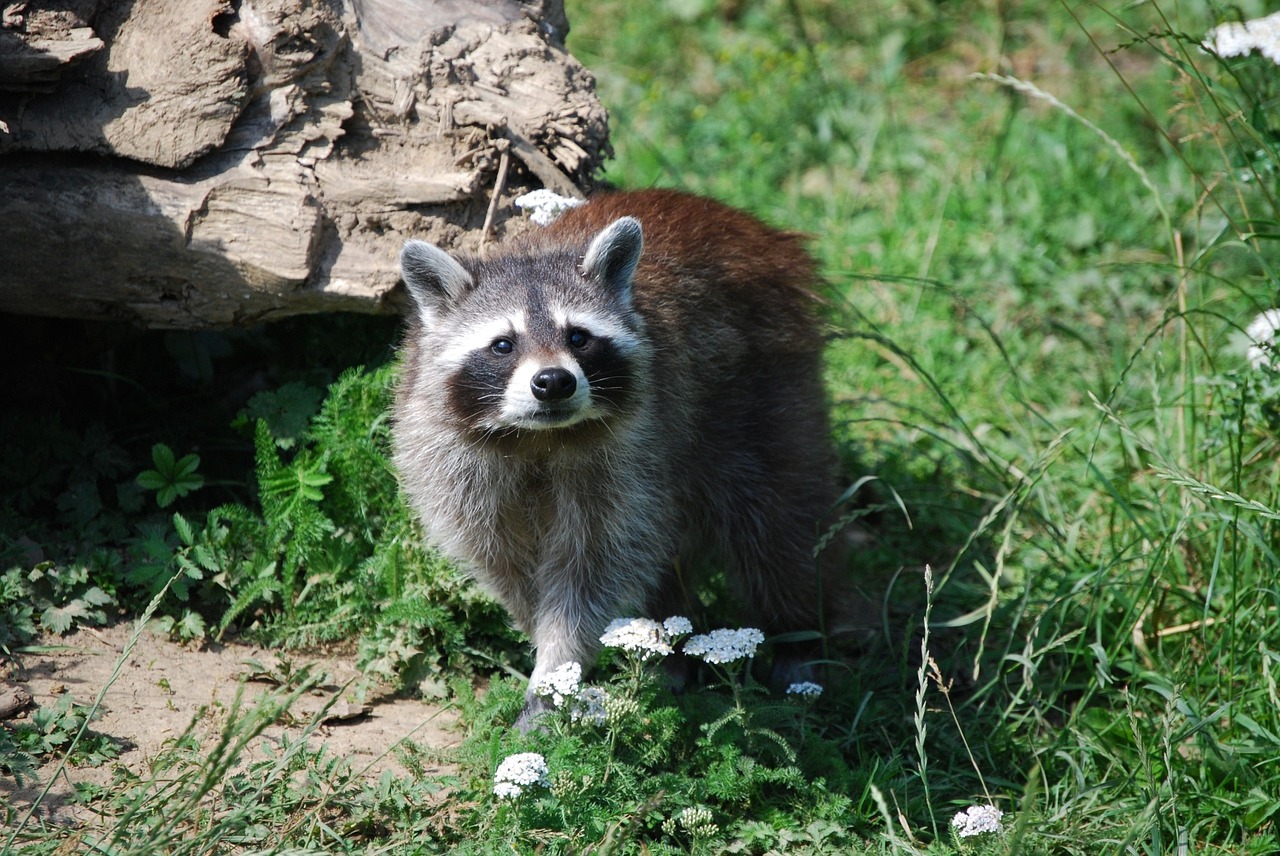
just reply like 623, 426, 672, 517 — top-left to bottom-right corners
568, 0, 1280, 851
7, 0, 1280, 852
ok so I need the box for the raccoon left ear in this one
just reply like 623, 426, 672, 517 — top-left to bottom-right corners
581, 217, 643, 304
400, 240, 474, 324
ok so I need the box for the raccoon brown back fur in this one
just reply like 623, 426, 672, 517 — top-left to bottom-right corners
393, 189, 838, 721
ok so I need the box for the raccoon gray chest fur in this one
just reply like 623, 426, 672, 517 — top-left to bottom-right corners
393, 189, 837, 722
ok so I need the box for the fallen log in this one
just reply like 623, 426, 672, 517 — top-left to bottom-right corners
0, 0, 609, 328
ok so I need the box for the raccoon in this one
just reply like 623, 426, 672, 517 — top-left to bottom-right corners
393, 189, 839, 725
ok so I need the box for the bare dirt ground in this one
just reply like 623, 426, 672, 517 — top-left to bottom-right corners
1, 621, 459, 827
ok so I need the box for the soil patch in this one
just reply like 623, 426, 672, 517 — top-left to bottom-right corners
1, 621, 459, 827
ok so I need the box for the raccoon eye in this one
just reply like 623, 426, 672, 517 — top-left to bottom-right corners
491, 338, 515, 356
568, 329, 592, 350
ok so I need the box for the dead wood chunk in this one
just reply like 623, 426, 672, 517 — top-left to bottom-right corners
0, 0, 252, 167
188, 175, 325, 286
96, 0, 253, 168
0, 27, 105, 92
0, 684, 34, 720
322, 700, 374, 723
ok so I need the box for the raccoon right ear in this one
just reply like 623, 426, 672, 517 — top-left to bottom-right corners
400, 240, 474, 322
581, 217, 643, 304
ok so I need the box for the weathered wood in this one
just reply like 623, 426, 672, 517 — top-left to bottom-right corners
0, 0, 609, 328
0, 683, 33, 720
0, 26, 103, 91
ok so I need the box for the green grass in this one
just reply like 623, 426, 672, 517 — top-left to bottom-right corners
6, 0, 1280, 852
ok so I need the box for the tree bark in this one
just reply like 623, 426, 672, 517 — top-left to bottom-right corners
0, 0, 609, 328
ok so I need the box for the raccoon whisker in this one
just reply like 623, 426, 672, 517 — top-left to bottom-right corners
585, 376, 627, 391
461, 385, 508, 404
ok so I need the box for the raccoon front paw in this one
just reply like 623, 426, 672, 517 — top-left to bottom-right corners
513, 693, 554, 733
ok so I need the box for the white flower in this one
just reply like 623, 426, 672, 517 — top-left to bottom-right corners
1245, 308, 1280, 370
1204, 12, 1280, 64
600, 617, 674, 658
493, 752, 550, 799
530, 661, 582, 707
493, 781, 524, 799
682, 627, 765, 664
514, 189, 584, 226
663, 805, 719, 838
663, 615, 693, 638
570, 686, 609, 725
950, 804, 1004, 838
786, 681, 824, 699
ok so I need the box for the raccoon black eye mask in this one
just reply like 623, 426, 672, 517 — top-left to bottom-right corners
392, 189, 845, 729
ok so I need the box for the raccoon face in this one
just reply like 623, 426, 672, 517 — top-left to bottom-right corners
400, 217, 649, 434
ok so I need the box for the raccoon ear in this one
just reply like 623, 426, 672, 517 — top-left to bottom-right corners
400, 240, 474, 322
581, 217, 643, 303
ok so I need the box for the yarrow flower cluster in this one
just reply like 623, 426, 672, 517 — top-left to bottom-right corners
1245, 308, 1280, 371
570, 685, 609, 725
600, 616, 690, 659
1203, 12, 1280, 64
662, 805, 719, 839
492, 752, 550, 799
529, 661, 612, 724
786, 681, 824, 699
514, 189, 584, 226
602, 691, 640, 722
529, 661, 582, 707
662, 615, 693, 638
682, 627, 765, 664
950, 804, 1004, 838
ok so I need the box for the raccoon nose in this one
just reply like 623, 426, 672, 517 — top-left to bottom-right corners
530, 367, 577, 401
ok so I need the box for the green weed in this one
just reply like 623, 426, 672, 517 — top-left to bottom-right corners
8, 693, 120, 769
135, 444, 204, 509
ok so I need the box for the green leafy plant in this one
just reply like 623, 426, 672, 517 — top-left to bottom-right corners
0, 561, 115, 650
135, 444, 204, 509
428, 618, 871, 855
236, 381, 325, 450
109, 364, 523, 689
11, 693, 120, 767
0, 724, 37, 788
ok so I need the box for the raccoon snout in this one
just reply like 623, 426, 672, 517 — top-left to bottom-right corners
530, 367, 578, 401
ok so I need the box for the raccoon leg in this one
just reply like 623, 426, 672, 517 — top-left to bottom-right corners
518, 543, 665, 729
737, 541, 825, 688
515, 627, 597, 733
514, 573, 614, 731
515, 460, 672, 729
714, 365, 838, 688
651, 560, 695, 692
706, 461, 834, 689
477, 567, 557, 732
513, 694, 555, 732
477, 564, 539, 638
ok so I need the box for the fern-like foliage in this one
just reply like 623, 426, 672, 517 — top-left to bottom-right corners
441, 642, 859, 855
127, 362, 524, 687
